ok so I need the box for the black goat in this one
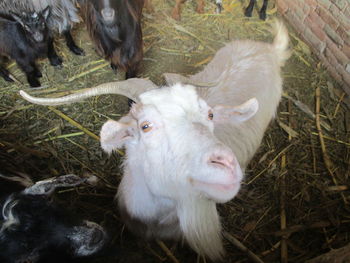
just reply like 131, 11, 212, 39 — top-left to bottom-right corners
0, 8, 62, 87
0, 174, 107, 263
244, 0, 268, 20
80, 0, 144, 79
0, 0, 84, 56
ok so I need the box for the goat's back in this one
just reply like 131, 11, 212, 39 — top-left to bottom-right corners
193, 22, 290, 167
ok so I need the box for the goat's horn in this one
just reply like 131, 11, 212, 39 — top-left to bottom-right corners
24, 174, 85, 196
163, 73, 217, 87
19, 78, 157, 106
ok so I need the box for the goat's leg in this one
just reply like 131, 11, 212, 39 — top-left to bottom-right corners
196, 0, 205, 14
172, 0, 187, 20
31, 62, 42, 78
64, 30, 85, 56
48, 37, 63, 67
259, 0, 268, 20
244, 0, 256, 17
0, 65, 14, 82
215, 0, 223, 13
17, 59, 41, 87
111, 63, 118, 72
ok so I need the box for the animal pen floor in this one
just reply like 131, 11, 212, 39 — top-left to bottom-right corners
0, 0, 349, 262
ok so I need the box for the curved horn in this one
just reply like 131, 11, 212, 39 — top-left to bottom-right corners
19, 78, 158, 106
163, 73, 217, 87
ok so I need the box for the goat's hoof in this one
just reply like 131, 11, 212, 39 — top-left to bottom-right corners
110, 63, 118, 72
259, 12, 267, 20
216, 4, 223, 13
50, 56, 63, 67
3, 75, 14, 82
29, 80, 41, 88
244, 9, 253, 17
171, 9, 181, 21
35, 71, 42, 78
70, 46, 85, 56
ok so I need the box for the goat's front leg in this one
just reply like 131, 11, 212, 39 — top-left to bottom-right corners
172, 0, 187, 20
215, 0, 223, 13
259, 0, 268, 20
244, 0, 256, 17
48, 37, 63, 67
196, 0, 205, 14
17, 60, 41, 87
0, 65, 14, 82
64, 30, 85, 56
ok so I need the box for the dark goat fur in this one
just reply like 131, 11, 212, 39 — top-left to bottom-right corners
0, 174, 107, 263
0, 9, 62, 87
244, 0, 268, 20
81, 0, 144, 78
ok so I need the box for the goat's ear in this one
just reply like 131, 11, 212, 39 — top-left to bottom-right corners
10, 12, 25, 27
42, 6, 51, 20
24, 174, 86, 196
100, 119, 135, 154
212, 98, 259, 123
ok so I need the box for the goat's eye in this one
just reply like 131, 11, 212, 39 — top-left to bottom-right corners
208, 110, 214, 120
140, 121, 153, 133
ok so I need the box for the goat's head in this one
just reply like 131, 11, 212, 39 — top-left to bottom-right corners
0, 174, 107, 263
101, 84, 258, 203
10, 6, 51, 43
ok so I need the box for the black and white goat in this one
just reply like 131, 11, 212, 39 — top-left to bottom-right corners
0, 0, 84, 57
19, 20, 290, 261
0, 8, 63, 87
80, 0, 144, 78
0, 173, 107, 263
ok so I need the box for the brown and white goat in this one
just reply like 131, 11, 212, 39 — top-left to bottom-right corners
80, 0, 144, 79
19, 20, 290, 261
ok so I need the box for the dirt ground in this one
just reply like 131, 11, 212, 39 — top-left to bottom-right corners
0, 0, 349, 262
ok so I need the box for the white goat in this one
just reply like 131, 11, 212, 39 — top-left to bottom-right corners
19, 20, 290, 261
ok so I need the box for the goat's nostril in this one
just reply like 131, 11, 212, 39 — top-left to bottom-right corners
89, 229, 104, 247
209, 155, 234, 170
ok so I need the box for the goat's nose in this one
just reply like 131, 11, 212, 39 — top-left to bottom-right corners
101, 8, 115, 22
89, 228, 105, 247
207, 150, 236, 171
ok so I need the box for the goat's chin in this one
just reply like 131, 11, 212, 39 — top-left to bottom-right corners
190, 166, 243, 203
194, 180, 241, 203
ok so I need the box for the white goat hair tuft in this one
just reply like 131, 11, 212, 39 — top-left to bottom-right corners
0, 196, 19, 233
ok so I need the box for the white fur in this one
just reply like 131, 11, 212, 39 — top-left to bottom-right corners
0, 195, 19, 233
101, 21, 290, 261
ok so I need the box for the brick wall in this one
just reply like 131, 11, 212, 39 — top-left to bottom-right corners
277, 0, 350, 95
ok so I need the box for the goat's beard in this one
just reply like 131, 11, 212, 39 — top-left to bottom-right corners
177, 196, 224, 261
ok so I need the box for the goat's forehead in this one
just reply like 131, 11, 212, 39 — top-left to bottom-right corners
139, 84, 203, 114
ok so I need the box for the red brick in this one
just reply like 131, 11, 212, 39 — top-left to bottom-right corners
285, 12, 306, 35
305, 17, 326, 43
343, 45, 350, 59
337, 26, 350, 46
305, 0, 317, 8
295, 5, 307, 21
324, 61, 343, 83
324, 24, 344, 46
325, 46, 341, 69
308, 11, 325, 30
330, 4, 350, 29
316, 6, 339, 31
304, 27, 327, 54
277, 0, 289, 14
319, 0, 332, 9
327, 39, 349, 66
334, 0, 347, 10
